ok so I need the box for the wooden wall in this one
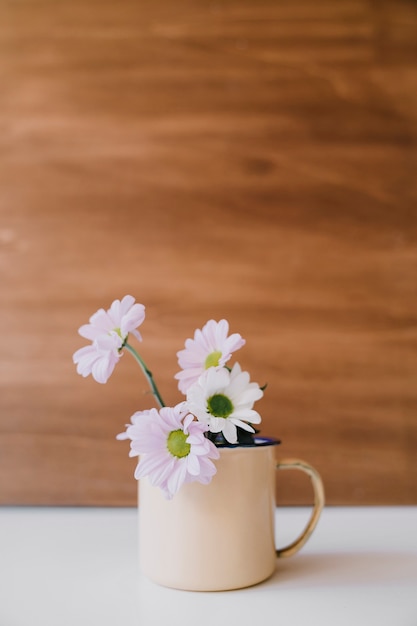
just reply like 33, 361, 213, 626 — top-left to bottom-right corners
1, 0, 416, 506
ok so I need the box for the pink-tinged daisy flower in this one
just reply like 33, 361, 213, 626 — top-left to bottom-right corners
174, 319, 245, 394
73, 295, 145, 384
117, 404, 220, 499
185, 363, 263, 445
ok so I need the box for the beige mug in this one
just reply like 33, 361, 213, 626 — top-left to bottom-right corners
138, 437, 325, 591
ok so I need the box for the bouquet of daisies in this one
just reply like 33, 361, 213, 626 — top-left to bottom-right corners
73, 296, 264, 499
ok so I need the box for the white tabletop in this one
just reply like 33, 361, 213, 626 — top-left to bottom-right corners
0, 506, 416, 626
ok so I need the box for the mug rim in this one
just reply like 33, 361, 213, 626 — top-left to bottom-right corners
215, 436, 281, 449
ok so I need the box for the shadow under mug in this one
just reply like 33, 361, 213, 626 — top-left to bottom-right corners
138, 437, 325, 591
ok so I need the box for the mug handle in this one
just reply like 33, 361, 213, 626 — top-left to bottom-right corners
275, 458, 325, 558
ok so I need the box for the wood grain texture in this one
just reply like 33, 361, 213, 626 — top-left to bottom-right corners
1, 0, 416, 505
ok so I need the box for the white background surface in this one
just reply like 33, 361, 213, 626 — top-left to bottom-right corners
1, 506, 416, 626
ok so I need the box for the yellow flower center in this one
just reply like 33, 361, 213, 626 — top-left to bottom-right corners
167, 429, 191, 458
204, 350, 222, 369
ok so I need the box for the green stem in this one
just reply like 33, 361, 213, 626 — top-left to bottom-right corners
124, 342, 165, 408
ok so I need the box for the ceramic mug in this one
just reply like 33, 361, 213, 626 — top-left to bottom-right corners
138, 437, 324, 591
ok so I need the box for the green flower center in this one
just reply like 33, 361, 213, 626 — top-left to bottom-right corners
204, 350, 222, 369
207, 393, 234, 418
167, 429, 191, 458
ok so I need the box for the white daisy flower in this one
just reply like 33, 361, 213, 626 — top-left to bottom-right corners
185, 363, 263, 444
175, 319, 245, 394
